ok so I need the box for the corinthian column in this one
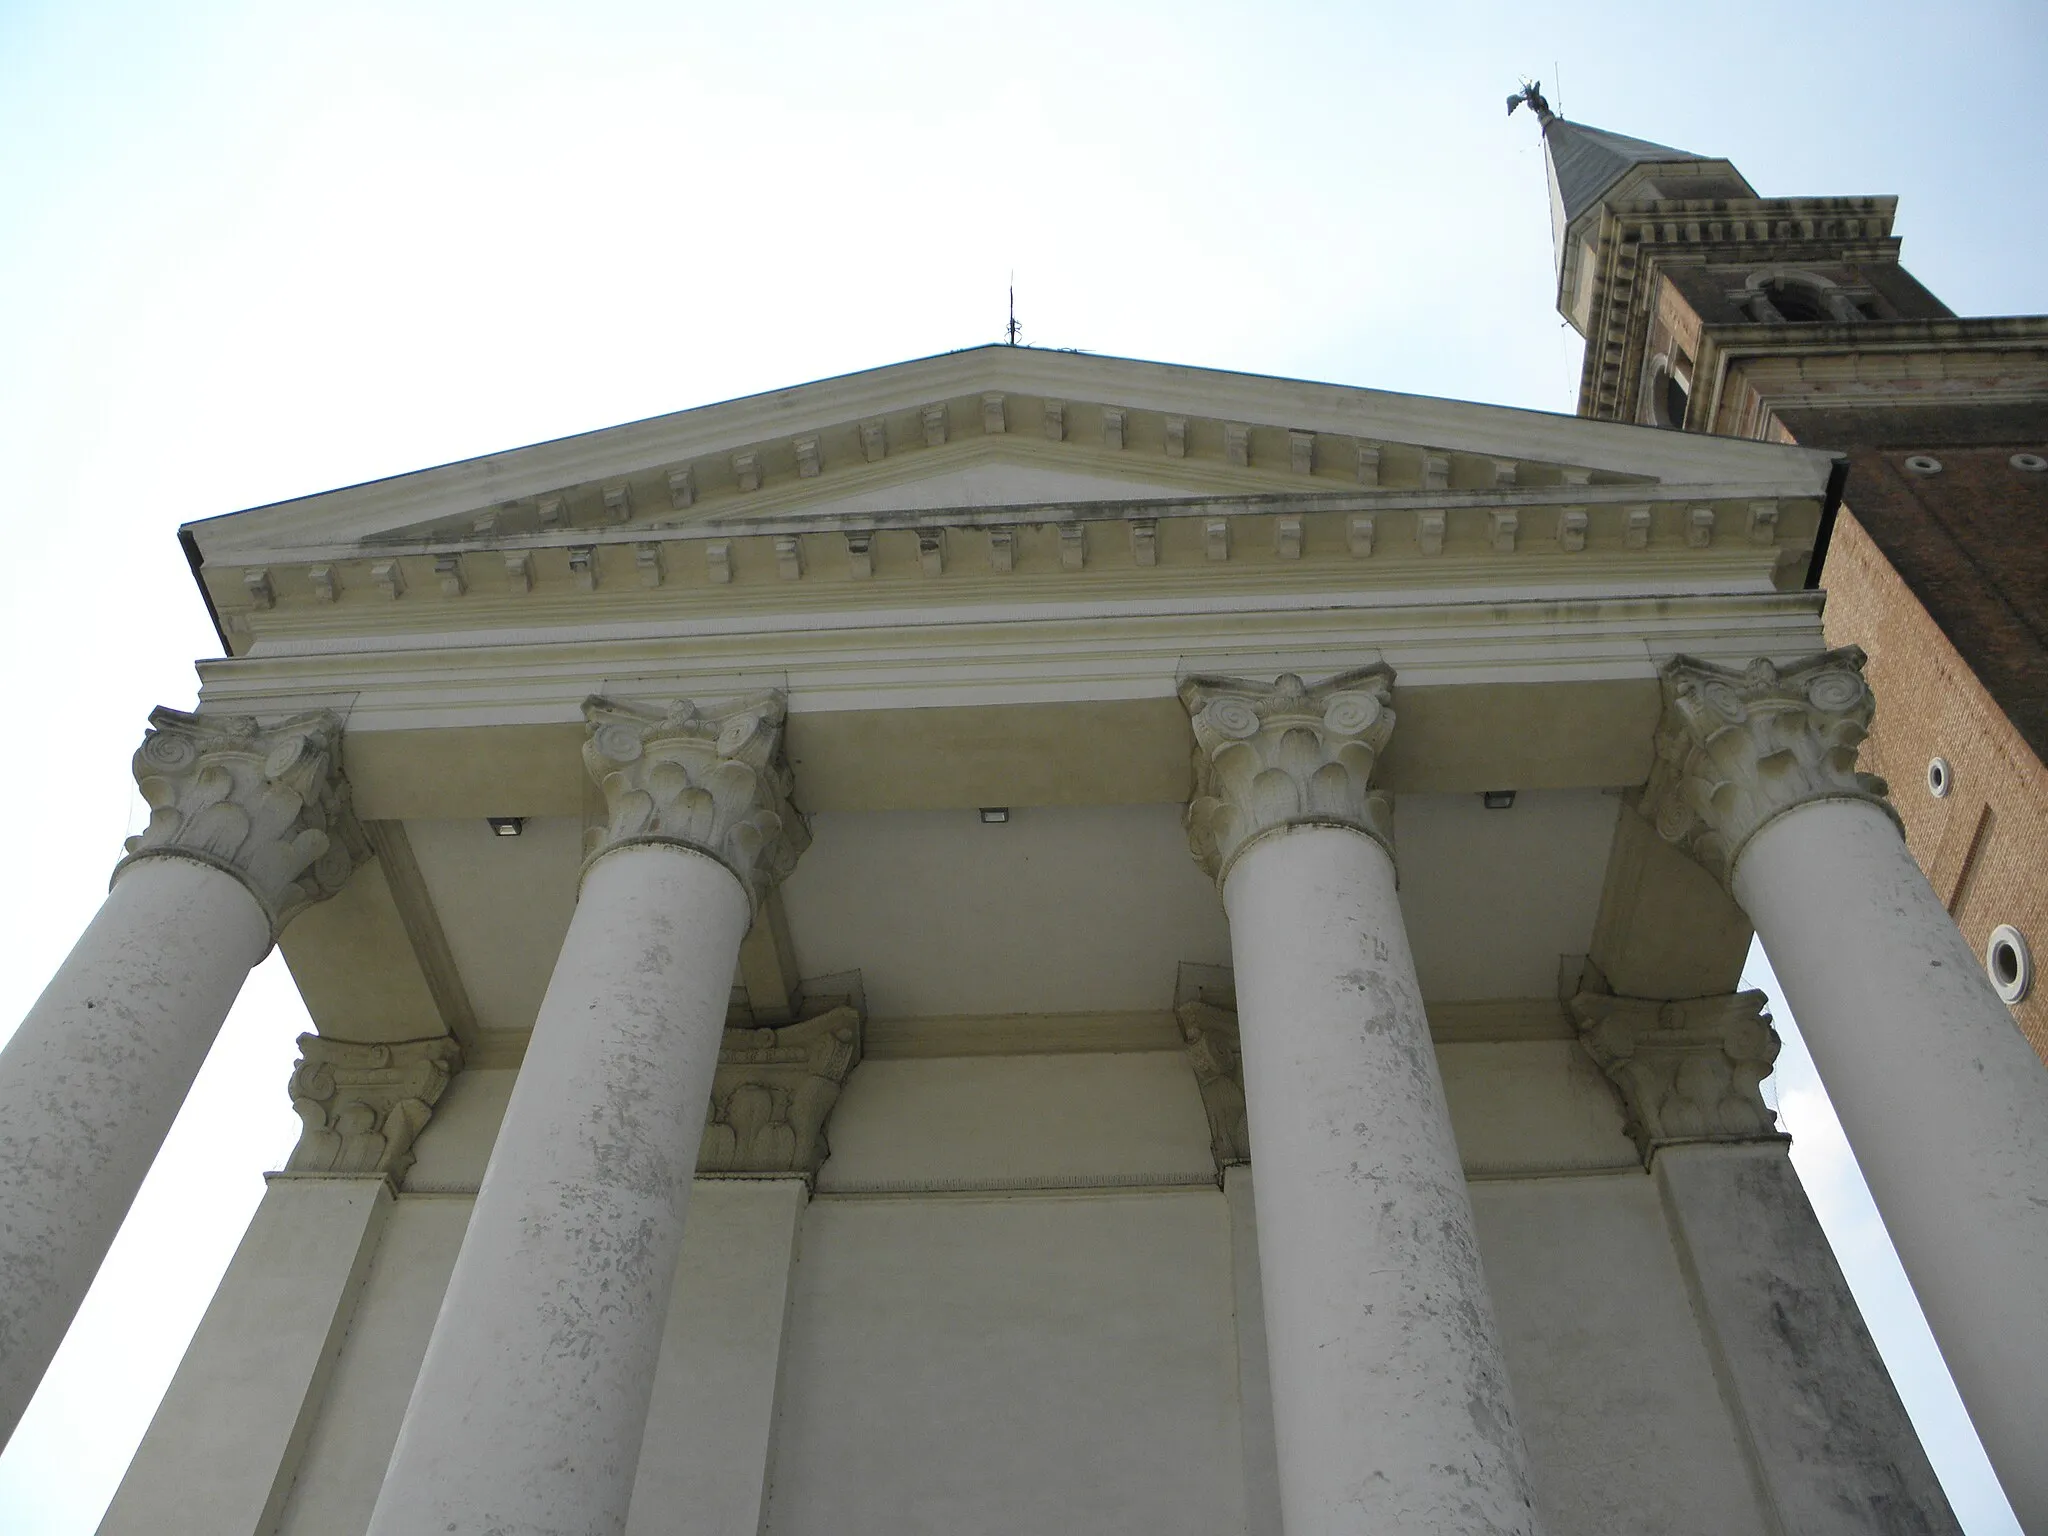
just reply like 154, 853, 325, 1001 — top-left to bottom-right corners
366, 691, 807, 1536
0, 707, 360, 1446
1182, 668, 1539, 1536
1643, 649, 2048, 1530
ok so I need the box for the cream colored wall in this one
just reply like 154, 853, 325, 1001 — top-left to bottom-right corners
246, 1042, 1775, 1536
396, 792, 1627, 1063
1473, 1175, 1770, 1534
765, 1190, 1247, 1536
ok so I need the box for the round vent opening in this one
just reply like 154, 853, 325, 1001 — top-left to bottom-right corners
1988, 925, 2032, 1005
1927, 757, 1952, 798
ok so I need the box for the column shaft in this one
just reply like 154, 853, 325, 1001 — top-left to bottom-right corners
1225, 826, 1538, 1536
365, 844, 752, 1536
0, 856, 270, 1442
1734, 797, 2048, 1531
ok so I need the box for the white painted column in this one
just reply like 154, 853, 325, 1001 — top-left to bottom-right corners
1645, 650, 2048, 1532
0, 708, 359, 1447
366, 690, 806, 1536
1738, 803, 2048, 1528
1183, 668, 1540, 1536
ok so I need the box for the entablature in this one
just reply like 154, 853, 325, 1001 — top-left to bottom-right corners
207, 482, 1824, 654
195, 587, 1829, 818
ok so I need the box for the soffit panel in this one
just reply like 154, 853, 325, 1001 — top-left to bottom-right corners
373, 793, 1621, 1048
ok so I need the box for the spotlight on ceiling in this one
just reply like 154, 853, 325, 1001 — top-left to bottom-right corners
979, 807, 1010, 825
487, 817, 526, 837
1482, 790, 1517, 811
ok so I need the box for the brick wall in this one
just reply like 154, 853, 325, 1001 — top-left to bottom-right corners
1820, 507, 2048, 1061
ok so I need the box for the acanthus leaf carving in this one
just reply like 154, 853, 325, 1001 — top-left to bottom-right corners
699, 1005, 862, 1177
581, 690, 808, 909
1639, 649, 1895, 888
1180, 665, 1397, 883
1568, 989, 1784, 1163
286, 1033, 463, 1180
1177, 994, 1250, 1172
117, 707, 368, 938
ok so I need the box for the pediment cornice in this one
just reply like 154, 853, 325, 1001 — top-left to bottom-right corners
188, 346, 1834, 561
183, 348, 1837, 654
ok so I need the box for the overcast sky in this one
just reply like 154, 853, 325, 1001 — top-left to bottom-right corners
1, 1, 2041, 1530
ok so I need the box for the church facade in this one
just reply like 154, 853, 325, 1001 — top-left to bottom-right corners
5, 123, 2048, 1536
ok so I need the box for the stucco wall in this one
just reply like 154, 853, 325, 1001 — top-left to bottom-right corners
764, 1190, 1247, 1536
255, 1044, 1793, 1536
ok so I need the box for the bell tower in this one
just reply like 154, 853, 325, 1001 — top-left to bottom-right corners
1524, 87, 1959, 434
1520, 92, 2048, 1072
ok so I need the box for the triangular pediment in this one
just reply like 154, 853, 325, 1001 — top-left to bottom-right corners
693, 441, 1283, 524
186, 344, 1833, 567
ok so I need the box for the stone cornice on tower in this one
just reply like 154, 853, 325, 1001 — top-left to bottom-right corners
1567, 190, 1904, 423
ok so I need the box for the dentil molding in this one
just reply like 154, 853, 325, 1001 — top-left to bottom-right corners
701, 1005, 862, 1178
1181, 665, 1397, 882
581, 689, 808, 907
116, 706, 367, 937
1639, 649, 1897, 888
286, 1033, 463, 1180
1568, 990, 1783, 1163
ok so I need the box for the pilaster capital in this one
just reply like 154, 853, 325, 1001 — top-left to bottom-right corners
116, 706, 367, 937
581, 690, 809, 908
1180, 665, 1397, 882
1640, 649, 1897, 888
700, 1005, 862, 1178
1177, 998, 1251, 1172
1568, 989, 1783, 1163
286, 1033, 463, 1181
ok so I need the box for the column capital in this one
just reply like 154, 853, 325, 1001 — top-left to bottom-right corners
700, 1004, 862, 1178
1568, 989, 1784, 1163
1180, 664, 1396, 883
116, 707, 367, 938
1640, 649, 1897, 888
285, 1033, 463, 1181
581, 690, 809, 909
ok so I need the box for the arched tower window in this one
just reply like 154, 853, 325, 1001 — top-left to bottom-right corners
1640, 353, 1693, 431
1759, 278, 1828, 323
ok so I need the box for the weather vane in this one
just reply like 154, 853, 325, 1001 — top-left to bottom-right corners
1506, 78, 1551, 121
1006, 274, 1021, 346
